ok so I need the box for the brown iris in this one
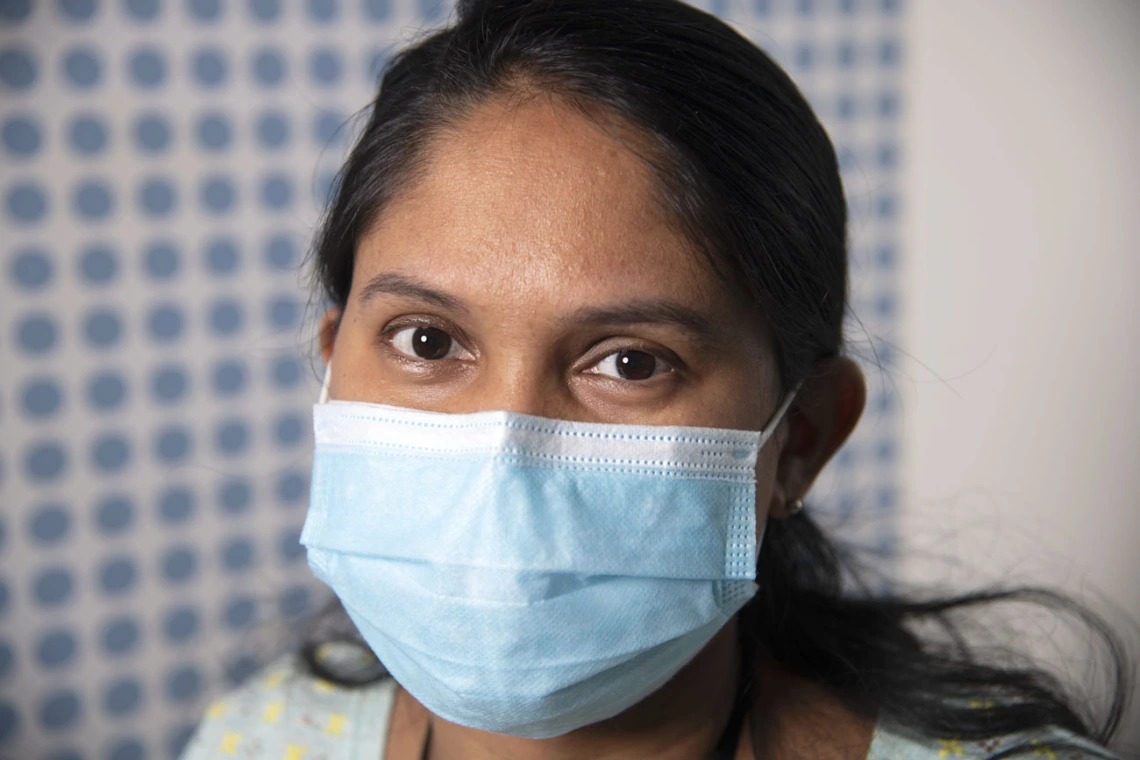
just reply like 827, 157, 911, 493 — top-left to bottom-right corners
410, 327, 452, 360
614, 349, 657, 380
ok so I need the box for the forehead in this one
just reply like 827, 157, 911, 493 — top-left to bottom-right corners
355, 93, 733, 319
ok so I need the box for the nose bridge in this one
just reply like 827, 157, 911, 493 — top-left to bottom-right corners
474, 351, 564, 420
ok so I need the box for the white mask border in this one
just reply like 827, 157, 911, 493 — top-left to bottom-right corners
317, 361, 800, 442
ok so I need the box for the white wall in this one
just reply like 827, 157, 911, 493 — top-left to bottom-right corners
902, 0, 1140, 742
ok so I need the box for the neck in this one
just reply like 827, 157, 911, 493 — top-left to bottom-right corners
425, 620, 744, 760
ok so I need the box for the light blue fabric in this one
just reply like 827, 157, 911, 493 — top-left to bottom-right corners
301, 376, 798, 739
179, 654, 397, 760
179, 653, 1122, 760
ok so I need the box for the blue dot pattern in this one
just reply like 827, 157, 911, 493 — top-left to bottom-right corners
0, 1, 904, 757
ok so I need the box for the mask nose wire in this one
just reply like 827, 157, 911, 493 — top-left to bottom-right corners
318, 356, 800, 442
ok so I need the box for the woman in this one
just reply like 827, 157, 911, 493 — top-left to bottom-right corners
181, 0, 1130, 757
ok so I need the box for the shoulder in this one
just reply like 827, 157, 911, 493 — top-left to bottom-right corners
178, 651, 397, 760
868, 719, 1121, 760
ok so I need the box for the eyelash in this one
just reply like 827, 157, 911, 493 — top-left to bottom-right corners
386, 322, 473, 362
587, 350, 676, 382
380, 322, 679, 382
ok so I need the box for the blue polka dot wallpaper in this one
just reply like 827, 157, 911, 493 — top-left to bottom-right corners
0, 0, 903, 756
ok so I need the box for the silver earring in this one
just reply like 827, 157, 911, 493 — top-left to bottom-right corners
787, 498, 805, 516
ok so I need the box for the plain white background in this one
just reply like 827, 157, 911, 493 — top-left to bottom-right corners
901, 0, 1140, 745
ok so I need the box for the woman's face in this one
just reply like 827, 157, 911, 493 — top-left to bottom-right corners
322, 93, 792, 524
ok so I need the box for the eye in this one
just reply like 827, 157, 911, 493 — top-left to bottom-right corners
388, 325, 468, 361
590, 349, 673, 381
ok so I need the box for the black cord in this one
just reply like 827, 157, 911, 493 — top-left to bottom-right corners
419, 719, 432, 760
712, 629, 755, 760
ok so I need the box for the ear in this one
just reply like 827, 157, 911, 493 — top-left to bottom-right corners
319, 306, 342, 366
769, 355, 866, 519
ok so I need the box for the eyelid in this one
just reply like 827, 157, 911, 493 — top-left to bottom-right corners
379, 320, 681, 384
585, 347, 679, 382
381, 320, 475, 363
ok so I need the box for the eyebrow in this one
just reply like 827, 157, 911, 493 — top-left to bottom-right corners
562, 301, 720, 345
357, 272, 469, 314
357, 271, 719, 344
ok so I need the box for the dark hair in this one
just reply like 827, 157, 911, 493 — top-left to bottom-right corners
300, 0, 1134, 756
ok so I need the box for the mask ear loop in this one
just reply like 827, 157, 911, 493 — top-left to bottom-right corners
318, 362, 332, 404
756, 379, 802, 449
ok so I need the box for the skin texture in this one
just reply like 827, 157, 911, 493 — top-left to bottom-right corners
318, 92, 872, 760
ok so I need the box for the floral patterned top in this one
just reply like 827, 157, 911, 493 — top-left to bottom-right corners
179, 653, 1120, 760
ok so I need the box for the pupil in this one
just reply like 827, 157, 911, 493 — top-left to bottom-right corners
412, 327, 451, 360
616, 350, 656, 380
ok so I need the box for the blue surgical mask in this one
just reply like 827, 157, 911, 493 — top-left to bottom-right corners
301, 365, 799, 739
